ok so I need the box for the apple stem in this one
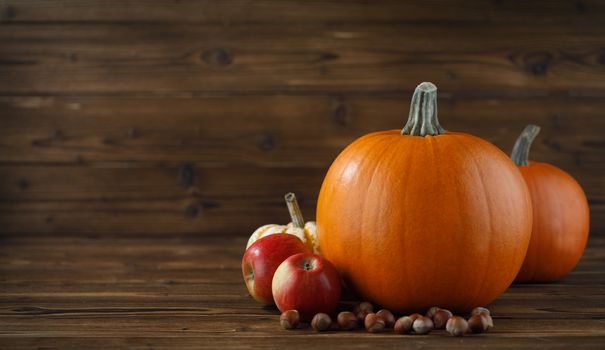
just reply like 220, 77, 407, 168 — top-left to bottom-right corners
285, 192, 305, 228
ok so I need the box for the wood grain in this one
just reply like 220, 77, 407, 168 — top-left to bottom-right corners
1, 94, 603, 234
1, 95, 603, 167
2, 23, 605, 94
2, 0, 605, 24
1, 1, 604, 348
0, 234, 604, 348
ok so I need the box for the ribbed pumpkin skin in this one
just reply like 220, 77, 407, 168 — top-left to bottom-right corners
515, 162, 590, 282
317, 130, 532, 313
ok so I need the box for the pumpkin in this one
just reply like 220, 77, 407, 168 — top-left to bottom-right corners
247, 193, 320, 254
511, 125, 590, 282
316, 82, 532, 313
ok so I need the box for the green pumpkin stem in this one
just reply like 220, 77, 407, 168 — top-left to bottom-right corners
285, 192, 305, 228
401, 82, 445, 136
511, 124, 541, 166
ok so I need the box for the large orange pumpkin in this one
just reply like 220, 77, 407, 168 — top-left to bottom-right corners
317, 82, 532, 313
511, 125, 590, 282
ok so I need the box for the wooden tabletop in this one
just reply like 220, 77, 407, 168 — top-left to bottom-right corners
1, 234, 604, 349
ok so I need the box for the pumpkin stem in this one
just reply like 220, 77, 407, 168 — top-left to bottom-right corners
285, 192, 305, 228
511, 124, 541, 166
401, 82, 445, 136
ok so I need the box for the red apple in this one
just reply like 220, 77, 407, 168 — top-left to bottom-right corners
242, 234, 309, 305
272, 252, 341, 321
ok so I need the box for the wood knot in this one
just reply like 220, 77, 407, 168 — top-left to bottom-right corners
128, 127, 139, 138
184, 203, 200, 218
523, 52, 554, 76
576, 1, 586, 13
200, 200, 219, 210
18, 179, 29, 190
332, 100, 350, 126
597, 50, 605, 65
319, 52, 339, 62
178, 163, 196, 187
257, 133, 275, 151
67, 52, 78, 63
3, 5, 16, 20
202, 48, 232, 67
543, 138, 561, 152
52, 130, 64, 140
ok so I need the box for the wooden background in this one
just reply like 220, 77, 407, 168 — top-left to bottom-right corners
1, 2, 605, 348
0, 0, 604, 236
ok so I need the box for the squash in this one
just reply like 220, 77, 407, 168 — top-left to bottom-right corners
247, 193, 320, 254
316, 82, 532, 313
511, 125, 590, 282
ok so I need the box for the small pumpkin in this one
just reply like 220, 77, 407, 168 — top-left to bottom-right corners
247, 193, 320, 254
317, 82, 532, 313
511, 125, 590, 282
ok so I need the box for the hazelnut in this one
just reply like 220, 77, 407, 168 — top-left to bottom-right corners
433, 309, 453, 329
408, 313, 422, 322
446, 316, 468, 337
470, 307, 493, 329
353, 301, 374, 321
311, 313, 332, 332
279, 310, 300, 330
337, 311, 359, 330
483, 314, 494, 330
412, 316, 434, 335
425, 306, 441, 319
364, 313, 385, 333
471, 306, 490, 317
376, 309, 396, 328
394, 316, 414, 334
468, 314, 489, 334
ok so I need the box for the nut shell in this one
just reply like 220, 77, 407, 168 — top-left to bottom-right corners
353, 302, 374, 321
425, 306, 441, 319
468, 314, 489, 334
408, 313, 422, 322
471, 307, 491, 317
446, 316, 469, 337
412, 316, 434, 335
280, 310, 300, 330
483, 314, 494, 330
394, 316, 414, 334
364, 313, 385, 333
337, 311, 359, 330
311, 313, 332, 332
433, 309, 453, 329
376, 309, 396, 328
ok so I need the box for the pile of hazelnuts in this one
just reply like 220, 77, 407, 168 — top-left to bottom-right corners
280, 302, 493, 337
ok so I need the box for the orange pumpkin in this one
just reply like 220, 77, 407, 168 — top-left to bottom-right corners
317, 82, 532, 313
511, 125, 590, 282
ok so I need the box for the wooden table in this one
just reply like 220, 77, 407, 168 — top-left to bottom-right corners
1, 234, 604, 349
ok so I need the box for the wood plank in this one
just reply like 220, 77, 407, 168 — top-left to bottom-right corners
2, 24, 605, 94
1, 94, 603, 234
0, 166, 322, 235
0, 164, 603, 235
1, 95, 603, 169
1, 336, 605, 350
0, 235, 603, 348
2, 0, 604, 24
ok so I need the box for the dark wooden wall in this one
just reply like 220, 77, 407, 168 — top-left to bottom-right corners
1, 1, 604, 236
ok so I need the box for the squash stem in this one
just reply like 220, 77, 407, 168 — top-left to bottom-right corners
511, 124, 541, 166
285, 192, 305, 228
401, 82, 445, 136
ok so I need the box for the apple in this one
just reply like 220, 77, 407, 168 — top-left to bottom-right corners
272, 252, 341, 321
242, 234, 309, 305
